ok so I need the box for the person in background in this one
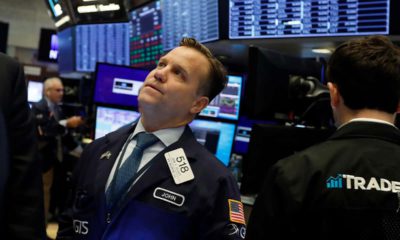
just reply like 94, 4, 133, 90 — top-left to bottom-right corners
0, 52, 45, 239
245, 35, 400, 239
57, 38, 246, 240
31, 77, 83, 223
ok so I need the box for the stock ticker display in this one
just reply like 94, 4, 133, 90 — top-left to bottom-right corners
129, 0, 163, 68
229, 0, 390, 39
75, 23, 130, 72
162, 0, 219, 50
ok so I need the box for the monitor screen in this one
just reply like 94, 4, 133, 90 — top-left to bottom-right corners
243, 46, 323, 121
240, 123, 334, 195
94, 63, 150, 108
161, 0, 219, 50
129, 0, 163, 69
38, 28, 58, 62
189, 119, 236, 166
95, 105, 140, 139
229, 0, 390, 39
233, 116, 273, 155
75, 23, 130, 72
58, 27, 75, 73
27, 80, 44, 103
199, 74, 243, 121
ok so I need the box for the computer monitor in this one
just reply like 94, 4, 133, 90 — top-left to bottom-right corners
229, 0, 390, 39
189, 119, 236, 166
75, 22, 130, 72
161, 0, 220, 50
95, 105, 141, 139
233, 116, 274, 155
129, 0, 163, 69
199, 74, 243, 121
38, 28, 58, 62
93, 63, 150, 108
27, 80, 44, 103
240, 123, 334, 195
243, 46, 323, 121
58, 27, 75, 73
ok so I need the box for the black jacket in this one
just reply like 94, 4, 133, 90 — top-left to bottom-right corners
246, 121, 400, 240
32, 98, 77, 171
0, 53, 45, 239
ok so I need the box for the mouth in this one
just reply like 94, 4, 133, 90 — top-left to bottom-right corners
144, 83, 163, 94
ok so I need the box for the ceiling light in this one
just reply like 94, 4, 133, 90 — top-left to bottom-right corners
55, 15, 70, 27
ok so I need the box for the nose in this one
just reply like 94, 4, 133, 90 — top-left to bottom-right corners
154, 68, 166, 83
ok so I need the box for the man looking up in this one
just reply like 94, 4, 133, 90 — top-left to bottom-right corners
57, 38, 246, 240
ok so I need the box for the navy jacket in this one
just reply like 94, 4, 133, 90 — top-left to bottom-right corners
57, 123, 246, 240
246, 121, 400, 240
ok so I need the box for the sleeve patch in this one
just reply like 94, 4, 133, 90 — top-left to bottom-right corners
228, 199, 245, 225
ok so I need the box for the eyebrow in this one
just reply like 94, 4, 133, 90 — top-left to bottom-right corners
159, 56, 189, 78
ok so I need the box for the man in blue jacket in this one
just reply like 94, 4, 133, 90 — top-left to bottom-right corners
246, 36, 400, 239
57, 38, 246, 240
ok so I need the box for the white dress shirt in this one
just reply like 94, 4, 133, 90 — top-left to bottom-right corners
105, 118, 185, 190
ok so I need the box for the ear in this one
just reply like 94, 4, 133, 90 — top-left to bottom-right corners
190, 96, 209, 114
327, 82, 340, 108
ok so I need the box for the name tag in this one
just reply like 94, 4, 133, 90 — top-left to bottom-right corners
153, 187, 185, 207
164, 148, 194, 185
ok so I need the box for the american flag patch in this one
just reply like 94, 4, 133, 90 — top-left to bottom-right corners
228, 199, 245, 224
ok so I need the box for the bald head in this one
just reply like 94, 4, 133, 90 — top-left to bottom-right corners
44, 77, 64, 103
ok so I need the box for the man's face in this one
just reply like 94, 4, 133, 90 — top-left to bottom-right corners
46, 81, 64, 103
138, 46, 210, 122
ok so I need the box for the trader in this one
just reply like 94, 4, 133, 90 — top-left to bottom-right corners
246, 35, 400, 239
57, 38, 246, 240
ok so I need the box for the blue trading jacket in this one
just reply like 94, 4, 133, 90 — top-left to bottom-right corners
57, 124, 246, 240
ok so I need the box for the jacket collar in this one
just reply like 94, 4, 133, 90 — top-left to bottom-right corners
329, 121, 400, 145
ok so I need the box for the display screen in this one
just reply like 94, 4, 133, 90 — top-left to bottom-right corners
189, 119, 236, 166
129, 0, 163, 69
58, 27, 74, 73
95, 105, 140, 139
27, 81, 44, 103
161, 0, 219, 50
233, 117, 273, 155
38, 28, 58, 62
75, 23, 130, 72
229, 0, 390, 39
199, 74, 243, 121
94, 63, 150, 108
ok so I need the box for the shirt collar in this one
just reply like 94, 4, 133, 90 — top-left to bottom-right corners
339, 118, 396, 129
131, 118, 185, 147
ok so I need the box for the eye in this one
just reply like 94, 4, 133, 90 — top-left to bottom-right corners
157, 61, 166, 68
173, 68, 182, 76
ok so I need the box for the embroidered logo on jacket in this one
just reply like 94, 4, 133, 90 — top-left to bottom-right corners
326, 174, 400, 192
153, 187, 185, 206
228, 199, 245, 225
73, 219, 89, 235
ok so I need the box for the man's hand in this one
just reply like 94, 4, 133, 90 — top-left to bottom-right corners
66, 116, 84, 128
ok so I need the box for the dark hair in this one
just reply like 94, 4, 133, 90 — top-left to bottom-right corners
327, 35, 400, 113
179, 37, 227, 101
